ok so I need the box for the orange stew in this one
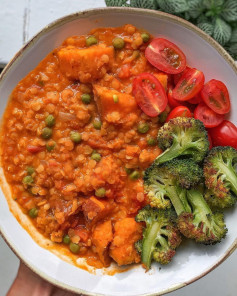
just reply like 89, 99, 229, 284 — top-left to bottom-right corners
1, 25, 166, 268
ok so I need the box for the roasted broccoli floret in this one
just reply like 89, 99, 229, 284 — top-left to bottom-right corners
203, 146, 237, 209
144, 158, 202, 209
135, 205, 182, 270
145, 159, 227, 244
156, 117, 209, 164
178, 189, 227, 244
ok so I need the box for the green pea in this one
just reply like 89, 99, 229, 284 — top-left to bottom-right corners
70, 131, 82, 143
95, 188, 106, 198
26, 167, 35, 175
91, 152, 101, 162
69, 242, 80, 254
113, 94, 119, 103
141, 33, 150, 43
125, 167, 132, 175
112, 37, 125, 49
147, 137, 156, 146
81, 94, 91, 104
45, 115, 55, 127
46, 141, 56, 152
137, 123, 150, 134
129, 170, 140, 180
63, 235, 70, 245
23, 175, 34, 185
41, 127, 52, 139
86, 36, 98, 47
93, 119, 102, 130
28, 208, 38, 218
158, 111, 168, 123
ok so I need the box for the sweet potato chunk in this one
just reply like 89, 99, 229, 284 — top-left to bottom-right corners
154, 73, 168, 91
109, 218, 142, 266
93, 85, 138, 124
57, 44, 114, 83
82, 197, 112, 222
92, 220, 113, 266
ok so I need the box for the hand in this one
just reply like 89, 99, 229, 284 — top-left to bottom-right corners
7, 262, 77, 296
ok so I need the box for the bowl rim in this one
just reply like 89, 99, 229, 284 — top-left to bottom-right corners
0, 6, 237, 296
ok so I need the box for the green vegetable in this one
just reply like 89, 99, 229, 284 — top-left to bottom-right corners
45, 115, 55, 127
93, 119, 102, 130
129, 170, 140, 180
135, 206, 181, 269
41, 127, 52, 139
95, 187, 106, 197
81, 94, 91, 104
28, 208, 38, 218
91, 152, 102, 162
86, 36, 98, 46
137, 123, 150, 134
63, 235, 71, 244
69, 243, 80, 253
113, 94, 119, 103
70, 131, 82, 143
147, 137, 156, 146
46, 141, 56, 152
26, 167, 35, 175
23, 175, 34, 186
141, 33, 150, 43
112, 37, 125, 49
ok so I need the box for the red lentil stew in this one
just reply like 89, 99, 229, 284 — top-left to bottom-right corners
1, 25, 169, 268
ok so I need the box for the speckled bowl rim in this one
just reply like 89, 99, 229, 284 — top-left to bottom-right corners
0, 7, 236, 296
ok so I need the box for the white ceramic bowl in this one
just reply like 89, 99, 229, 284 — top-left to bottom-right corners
0, 8, 236, 296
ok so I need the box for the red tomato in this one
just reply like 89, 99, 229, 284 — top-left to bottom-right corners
145, 38, 186, 74
173, 66, 191, 85
194, 103, 224, 128
188, 94, 202, 104
166, 106, 192, 122
201, 79, 230, 114
208, 120, 237, 149
167, 87, 182, 108
173, 68, 205, 101
27, 145, 44, 153
132, 73, 168, 117
207, 132, 213, 150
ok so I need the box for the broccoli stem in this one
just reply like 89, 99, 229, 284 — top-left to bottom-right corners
218, 161, 237, 196
166, 187, 191, 216
156, 142, 183, 164
142, 221, 161, 269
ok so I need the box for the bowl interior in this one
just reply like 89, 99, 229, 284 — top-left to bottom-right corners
0, 8, 236, 296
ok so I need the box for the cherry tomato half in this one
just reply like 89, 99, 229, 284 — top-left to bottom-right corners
167, 87, 182, 108
208, 120, 237, 149
173, 66, 191, 85
166, 106, 192, 122
207, 132, 213, 150
173, 68, 205, 101
201, 79, 230, 115
132, 73, 168, 117
194, 103, 224, 128
188, 94, 202, 104
145, 38, 186, 74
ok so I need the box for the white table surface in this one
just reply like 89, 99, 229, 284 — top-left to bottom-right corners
0, 1, 236, 295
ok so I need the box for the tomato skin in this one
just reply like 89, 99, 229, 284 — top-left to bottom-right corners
27, 145, 44, 153
208, 120, 237, 149
207, 133, 213, 150
145, 38, 186, 74
194, 103, 224, 128
167, 87, 182, 108
166, 106, 192, 122
132, 73, 168, 117
173, 66, 191, 85
173, 68, 205, 101
188, 94, 202, 104
201, 79, 230, 115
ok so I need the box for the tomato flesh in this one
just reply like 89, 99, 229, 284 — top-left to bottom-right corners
132, 73, 168, 117
188, 94, 202, 104
201, 79, 230, 114
167, 87, 182, 108
194, 103, 224, 128
145, 38, 186, 74
166, 106, 192, 122
208, 120, 237, 149
173, 66, 191, 85
173, 68, 205, 101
